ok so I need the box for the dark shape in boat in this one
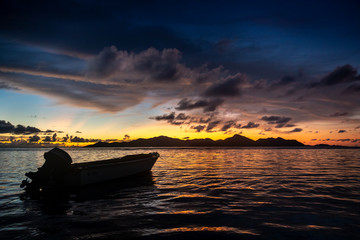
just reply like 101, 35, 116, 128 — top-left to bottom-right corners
20, 147, 159, 194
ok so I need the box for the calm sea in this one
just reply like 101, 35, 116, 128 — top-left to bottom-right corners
0, 147, 359, 239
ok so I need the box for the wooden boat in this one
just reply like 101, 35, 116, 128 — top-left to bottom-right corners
64, 152, 159, 187
21, 151, 159, 191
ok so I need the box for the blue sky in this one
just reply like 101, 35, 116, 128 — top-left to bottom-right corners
1, 0, 360, 145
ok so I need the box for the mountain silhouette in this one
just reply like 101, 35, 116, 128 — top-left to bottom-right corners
256, 137, 304, 146
216, 134, 256, 146
86, 134, 304, 147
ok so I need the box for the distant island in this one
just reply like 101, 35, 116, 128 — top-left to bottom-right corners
85, 134, 306, 148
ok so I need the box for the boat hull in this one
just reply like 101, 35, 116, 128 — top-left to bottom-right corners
64, 153, 159, 187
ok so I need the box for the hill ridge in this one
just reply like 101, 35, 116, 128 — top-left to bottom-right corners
86, 134, 305, 147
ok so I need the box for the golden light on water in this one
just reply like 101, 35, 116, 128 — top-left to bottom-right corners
158, 226, 260, 235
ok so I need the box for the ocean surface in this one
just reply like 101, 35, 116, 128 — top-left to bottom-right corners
0, 147, 359, 239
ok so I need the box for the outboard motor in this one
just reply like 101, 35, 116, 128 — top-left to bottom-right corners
21, 148, 72, 191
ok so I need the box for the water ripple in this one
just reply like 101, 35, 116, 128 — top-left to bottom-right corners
0, 148, 359, 239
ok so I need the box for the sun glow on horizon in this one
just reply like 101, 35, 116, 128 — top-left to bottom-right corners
1, 118, 359, 147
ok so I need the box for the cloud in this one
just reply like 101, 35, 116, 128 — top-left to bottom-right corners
0, 71, 145, 113
0, 120, 15, 133
0, 120, 42, 134
343, 84, 360, 94
338, 130, 346, 133
0, 81, 18, 90
62, 135, 70, 142
241, 122, 260, 129
151, 112, 191, 125
153, 112, 176, 121
330, 112, 348, 117
43, 136, 52, 142
289, 128, 303, 133
192, 125, 205, 132
206, 120, 221, 132
197, 117, 212, 124
312, 65, 360, 87
123, 134, 130, 141
151, 111, 258, 134
204, 73, 244, 97
318, 138, 359, 143
88, 46, 183, 83
175, 98, 224, 112
52, 133, 57, 142
28, 135, 40, 142
0, 1, 199, 56
71, 136, 99, 143
42, 133, 57, 142
175, 113, 190, 121
1, 45, 247, 113
221, 120, 241, 131
88, 46, 119, 78
260, 116, 292, 128
270, 75, 296, 89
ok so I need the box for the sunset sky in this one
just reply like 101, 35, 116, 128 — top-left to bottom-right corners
1, 0, 360, 146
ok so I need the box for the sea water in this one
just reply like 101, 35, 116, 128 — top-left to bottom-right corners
0, 147, 359, 239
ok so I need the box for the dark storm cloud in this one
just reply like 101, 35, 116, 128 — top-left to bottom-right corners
0, 39, 87, 79
0, 71, 144, 113
1, 0, 360, 130
330, 112, 348, 117
175, 98, 224, 112
270, 75, 296, 89
88, 46, 118, 78
43, 136, 52, 142
192, 125, 206, 132
289, 128, 303, 133
221, 121, 234, 132
206, 121, 221, 132
195, 117, 213, 124
151, 112, 191, 126
241, 122, 260, 129
0, 1, 198, 55
88, 46, 183, 82
133, 48, 181, 82
221, 120, 241, 131
343, 84, 360, 94
42, 134, 58, 142
0, 120, 14, 133
123, 134, 130, 141
0, 120, 41, 134
260, 116, 292, 128
204, 74, 244, 97
320, 65, 359, 85
151, 112, 248, 133
71, 136, 99, 143
319, 138, 359, 143
44, 130, 56, 135
153, 112, 176, 121
14, 125, 41, 135
28, 135, 40, 142
1, 44, 270, 113
311, 65, 360, 87
175, 113, 190, 121
1, 1, 359, 85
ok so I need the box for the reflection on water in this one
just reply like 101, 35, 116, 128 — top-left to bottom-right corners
73, 172, 155, 202
19, 172, 155, 215
0, 148, 360, 239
